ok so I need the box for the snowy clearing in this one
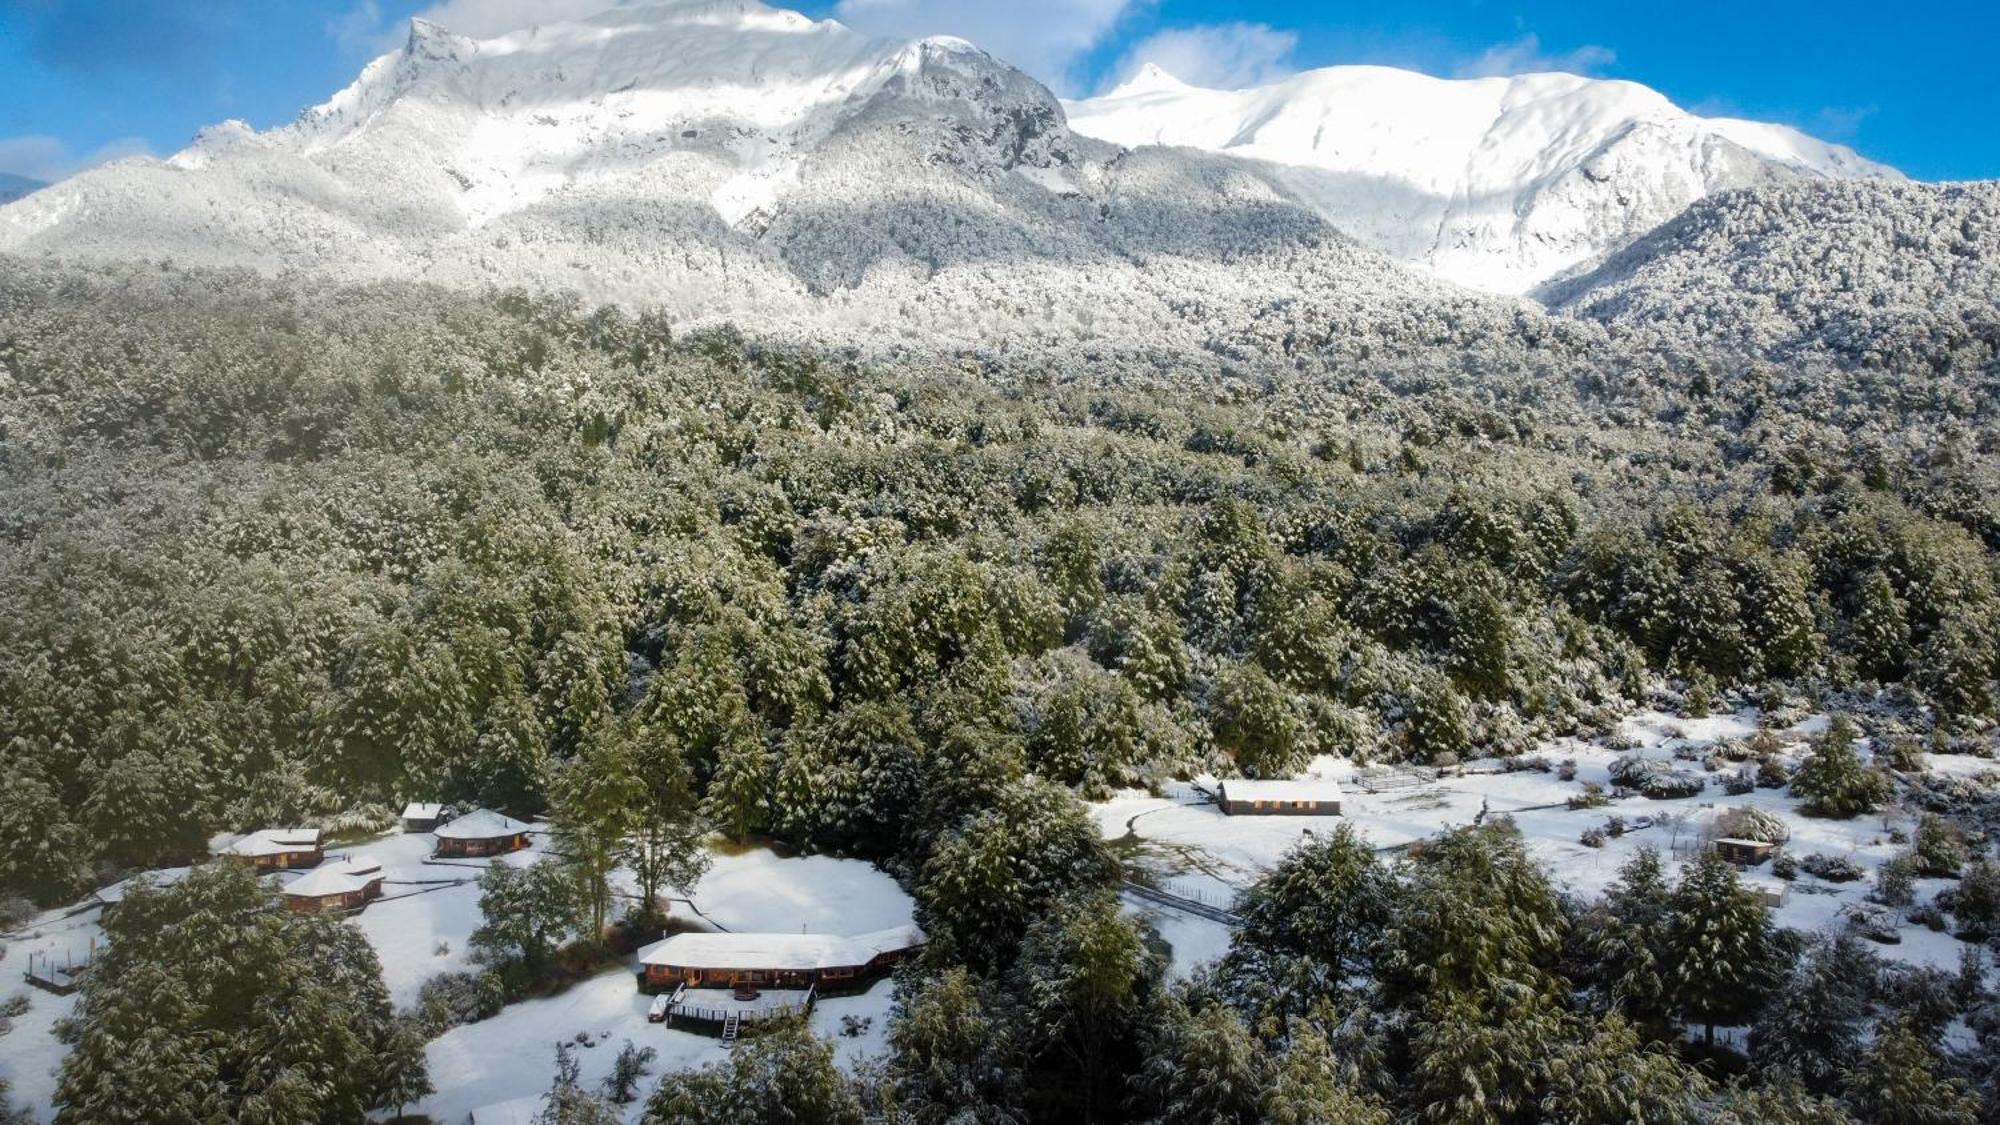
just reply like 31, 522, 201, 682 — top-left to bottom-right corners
1102, 707, 1992, 978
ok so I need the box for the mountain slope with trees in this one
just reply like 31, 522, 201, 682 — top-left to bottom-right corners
1544, 180, 2000, 374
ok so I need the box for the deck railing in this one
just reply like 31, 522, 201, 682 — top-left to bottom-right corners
668, 983, 818, 1026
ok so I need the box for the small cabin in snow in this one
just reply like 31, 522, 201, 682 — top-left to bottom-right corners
433, 808, 533, 858
281, 856, 386, 913
219, 828, 324, 870
401, 802, 448, 833
1713, 837, 1779, 866
1217, 779, 1342, 817
1744, 877, 1790, 909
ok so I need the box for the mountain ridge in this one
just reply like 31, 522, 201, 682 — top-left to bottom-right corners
0, 0, 1479, 378
1065, 62, 1900, 293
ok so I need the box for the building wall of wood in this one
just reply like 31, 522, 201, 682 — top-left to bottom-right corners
1221, 799, 1340, 816
641, 948, 914, 993
436, 833, 528, 858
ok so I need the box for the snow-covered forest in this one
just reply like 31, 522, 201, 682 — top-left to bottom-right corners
0, 254, 1994, 1122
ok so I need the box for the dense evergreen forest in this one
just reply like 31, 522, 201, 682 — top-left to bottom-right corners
2, 258, 1998, 1122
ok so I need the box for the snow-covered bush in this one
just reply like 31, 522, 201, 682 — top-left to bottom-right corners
1712, 806, 1789, 845
1609, 754, 1704, 799
1799, 854, 1867, 883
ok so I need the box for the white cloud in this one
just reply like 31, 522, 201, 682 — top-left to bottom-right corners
1455, 33, 1615, 79
332, 0, 636, 54
832, 0, 1137, 94
1104, 21, 1296, 92
0, 135, 154, 183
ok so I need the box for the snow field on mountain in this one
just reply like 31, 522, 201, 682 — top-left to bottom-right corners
1065, 63, 1897, 292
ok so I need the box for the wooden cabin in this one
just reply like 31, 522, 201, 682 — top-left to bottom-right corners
638, 925, 925, 994
219, 828, 324, 870
94, 866, 195, 917
433, 808, 532, 858
1217, 779, 1342, 817
1744, 877, 1790, 909
1713, 837, 1779, 866
281, 856, 386, 913
401, 802, 447, 833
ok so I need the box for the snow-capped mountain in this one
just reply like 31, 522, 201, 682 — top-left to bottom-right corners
1065, 64, 1901, 293
0, 0, 1464, 371
0, 0, 1927, 376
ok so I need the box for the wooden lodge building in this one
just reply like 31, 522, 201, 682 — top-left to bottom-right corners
1216, 778, 1342, 817
639, 925, 925, 994
281, 856, 386, 913
1712, 837, 1779, 866
401, 802, 448, 833
433, 808, 533, 857
219, 828, 324, 870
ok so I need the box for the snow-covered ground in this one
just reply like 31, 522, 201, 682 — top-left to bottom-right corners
422, 969, 893, 1125
0, 835, 910, 1123
1104, 707, 1994, 978
415, 845, 910, 1123
5, 705, 1989, 1119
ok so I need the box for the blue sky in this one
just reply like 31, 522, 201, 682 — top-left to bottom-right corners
1, 0, 1993, 183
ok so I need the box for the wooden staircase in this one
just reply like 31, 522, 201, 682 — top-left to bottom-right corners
720, 1009, 741, 1045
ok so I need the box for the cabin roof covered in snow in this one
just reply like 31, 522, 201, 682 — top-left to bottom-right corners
219, 827, 323, 857
401, 802, 445, 820
468, 1096, 544, 1125
434, 808, 532, 840
1217, 778, 1342, 802
639, 924, 925, 971
95, 866, 196, 904
282, 856, 384, 898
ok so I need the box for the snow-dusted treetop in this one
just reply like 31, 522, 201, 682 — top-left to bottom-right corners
1065, 61, 1901, 293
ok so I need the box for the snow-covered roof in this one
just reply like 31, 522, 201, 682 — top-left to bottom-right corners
468, 1096, 544, 1125
281, 856, 385, 899
1217, 778, 1342, 802
401, 802, 446, 820
434, 808, 532, 840
219, 828, 323, 858
95, 866, 196, 905
1714, 837, 1777, 848
639, 924, 925, 972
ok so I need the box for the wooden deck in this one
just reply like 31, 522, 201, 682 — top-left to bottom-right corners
663, 984, 816, 1037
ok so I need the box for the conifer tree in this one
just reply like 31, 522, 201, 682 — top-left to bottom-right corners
1007, 890, 1157, 1122
548, 736, 641, 939
1261, 1022, 1392, 1125
1843, 1020, 1979, 1125
1850, 568, 1910, 680
53, 864, 421, 1124
1667, 849, 1774, 1045
1790, 716, 1891, 817
700, 712, 771, 842
1234, 823, 1394, 984
1130, 994, 1266, 1125
619, 724, 710, 930
917, 780, 1117, 973
1750, 935, 1876, 1092
886, 968, 1017, 1123
646, 1022, 863, 1124
535, 1042, 622, 1125
1584, 847, 1673, 1033
1539, 1013, 1711, 1125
